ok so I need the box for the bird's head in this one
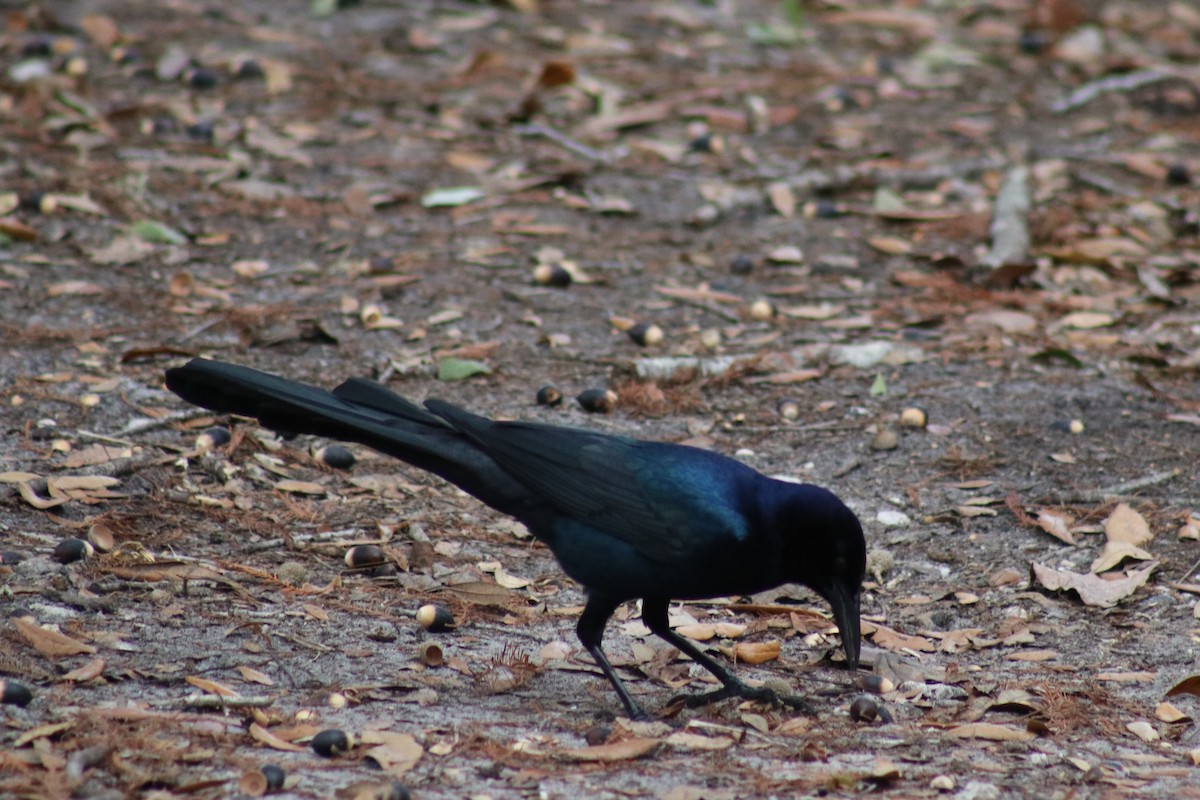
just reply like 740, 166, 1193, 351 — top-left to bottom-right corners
780, 486, 866, 670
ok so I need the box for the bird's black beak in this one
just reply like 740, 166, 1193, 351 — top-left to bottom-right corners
826, 583, 861, 670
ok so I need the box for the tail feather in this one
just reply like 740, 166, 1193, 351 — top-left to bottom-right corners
164, 359, 531, 515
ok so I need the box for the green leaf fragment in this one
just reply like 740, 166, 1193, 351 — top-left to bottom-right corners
437, 358, 492, 381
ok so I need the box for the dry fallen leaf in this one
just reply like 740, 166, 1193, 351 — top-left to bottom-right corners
1090, 541, 1154, 574
248, 723, 309, 753
1105, 503, 1153, 545
560, 738, 660, 762
1036, 509, 1076, 545
948, 723, 1035, 742
14, 617, 99, 658
360, 731, 423, 777
1031, 562, 1156, 607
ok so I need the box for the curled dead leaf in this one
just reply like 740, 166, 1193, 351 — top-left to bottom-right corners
949, 723, 1035, 742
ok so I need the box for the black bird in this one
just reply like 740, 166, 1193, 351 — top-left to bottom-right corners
165, 359, 866, 718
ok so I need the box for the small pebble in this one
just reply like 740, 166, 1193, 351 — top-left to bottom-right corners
930, 775, 955, 791
311, 729, 353, 757
1018, 30, 1049, 55
185, 122, 214, 142
583, 724, 612, 746
777, 398, 801, 421
234, 58, 265, 80
276, 561, 307, 586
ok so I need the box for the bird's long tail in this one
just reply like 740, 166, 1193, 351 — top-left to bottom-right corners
165, 358, 526, 512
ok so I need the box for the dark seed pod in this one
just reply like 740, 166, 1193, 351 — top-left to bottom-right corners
849, 696, 879, 723
535, 385, 563, 407
186, 66, 219, 89
807, 199, 844, 219
627, 322, 663, 347
311, 728, 353, 757
260, 764, 286, 791
777, 398, 801, 421
532, 263, 572, 288
1166, 164, 1191, 186
576, 388, 617, 414
730, 254, 755, 275
416, 604, 455, 632
196, 426, 231, 452
584, 724, 612, 746
185, 122, 214, 142
1018, 29, 1049, 55
1, 679, 33, 707
345, 545, 387, 570
234, 58, 265, 80
53, 538, 94, 564
316, 445, 356, 470
1, 550, 28, 565
21, 36, 52, 57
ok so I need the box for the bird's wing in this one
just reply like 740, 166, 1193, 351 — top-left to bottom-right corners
425, 400, 749, 563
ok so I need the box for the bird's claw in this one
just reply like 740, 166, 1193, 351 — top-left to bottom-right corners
668, 683, 815, 715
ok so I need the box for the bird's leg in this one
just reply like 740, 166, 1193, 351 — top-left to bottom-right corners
576, 596, 649, 721
641, 598, 814, 714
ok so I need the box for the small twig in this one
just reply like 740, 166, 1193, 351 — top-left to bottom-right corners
74, 429, 138, 447
121, 408, 213, 435
512, 123, 613, 163
1051, 68, 1172, 113
1039, 468, 1180, 504
167, 695, 275, 709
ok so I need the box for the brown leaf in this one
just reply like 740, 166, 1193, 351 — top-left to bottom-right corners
1031, 562, 1155, 607
1090, 541, 1154, 574
1104, 503, 1153, 545
238, 666, 275, 686
448, 580, 513, 608
61, 658, 106, 682
560, 737, 661, 762
1036, 509, 1076, 545
665, 731, 736, 751
186, 676, 240, 697
14, 618, 98, 657
1166, 675, 1200, 698
248, 723, 308, 752
360, 731, 423, 777
275, 480, 326, 495
949, 723, 1035, 742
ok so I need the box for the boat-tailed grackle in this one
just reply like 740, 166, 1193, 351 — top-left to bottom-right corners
165, 359, 866, 719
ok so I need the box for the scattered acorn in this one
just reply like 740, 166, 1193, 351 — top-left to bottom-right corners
535, 385, 563, 407
186, 66, 219, 89
748, 298, 775, 321
532, 263, 572, 288
185, 122, 214, 142
316, 444, 356, 470
87, 523, 115, 553
1050, 419, 1085, 434
870, 428, 899, 451
584, 723, 612, 746
234, 58, 265, 80
899, 406, 928, 429
627, 322, 664, 347
855, 674, 895, 694
418, 641, 444, 667
52, 538, 93, 564
730, 254, 755, 275
345, 545, 387, 570
777, 398, 801, 421
196, 426, 231, 452
260, 764, 286, 792
416, 603, 455, 632
849, 695, 880, 722
1167, 163, 1191, 186
311, 728, 353, 757
1, 679, 33, 707
1, 550, 28, 565
576, 388, 617, 414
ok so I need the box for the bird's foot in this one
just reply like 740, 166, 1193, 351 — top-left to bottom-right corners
668, 682, 815, 715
